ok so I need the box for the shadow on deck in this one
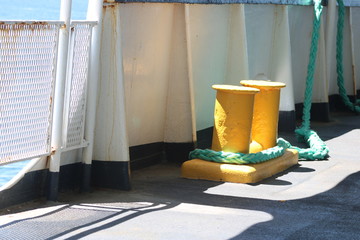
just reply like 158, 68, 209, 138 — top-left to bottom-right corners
0, 112, 359, 239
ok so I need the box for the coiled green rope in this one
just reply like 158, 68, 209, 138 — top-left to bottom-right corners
189, 138, 291, 164
189, 0, 329, 163
336, 0, 360, 112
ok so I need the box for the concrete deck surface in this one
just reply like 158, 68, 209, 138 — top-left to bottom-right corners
0, 112, 359, 239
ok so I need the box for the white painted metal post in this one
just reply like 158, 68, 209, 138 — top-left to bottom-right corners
82, 0, 104, 191
184, 4, 197, 145
326, 0, 337, 92
48, 0, 72, 201
349, 7, 357, 99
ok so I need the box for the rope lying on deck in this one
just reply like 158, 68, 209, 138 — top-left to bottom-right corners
189, 0, 330, 163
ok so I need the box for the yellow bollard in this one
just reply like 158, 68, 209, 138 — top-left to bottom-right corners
181, 82, 298, 184
240, 80, 286, 152
211, 85, 259, 153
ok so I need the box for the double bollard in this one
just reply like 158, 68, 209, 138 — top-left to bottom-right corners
182, 80, 298, 183
212, 80, 285, 154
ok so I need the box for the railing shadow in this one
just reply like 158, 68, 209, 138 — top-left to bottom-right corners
0, 201, 178, 240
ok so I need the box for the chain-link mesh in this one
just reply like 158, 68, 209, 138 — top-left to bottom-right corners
64, 22, 94, 149
0, 22, 61, 165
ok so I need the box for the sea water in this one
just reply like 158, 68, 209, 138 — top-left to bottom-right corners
0, 0, 88, 20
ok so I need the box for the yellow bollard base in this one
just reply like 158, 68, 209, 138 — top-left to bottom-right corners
181, 149, 298, 183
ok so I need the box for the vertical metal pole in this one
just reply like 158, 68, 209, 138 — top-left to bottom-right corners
48, 0, 72, 201
62, 26, 76, 149
349, 7, 357, 101
82, 0, 104, 192
184, 5, 197, 145
325, 0, 336, 92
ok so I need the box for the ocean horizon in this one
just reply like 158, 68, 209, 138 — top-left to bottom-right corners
0, 0, 88, 20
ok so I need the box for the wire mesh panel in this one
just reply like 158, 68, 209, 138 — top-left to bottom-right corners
0, 22, 61, 165
64, 22, 94, 149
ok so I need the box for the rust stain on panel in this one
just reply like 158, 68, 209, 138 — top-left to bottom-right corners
0, 21, 55, 33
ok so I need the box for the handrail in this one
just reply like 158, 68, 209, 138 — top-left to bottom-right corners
114, 0, 360, 6
115, 0, 313, 5
0, 20, 64, 24
70, 20, 98, 26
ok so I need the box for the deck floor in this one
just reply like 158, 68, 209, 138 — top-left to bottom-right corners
0, 112, 360, 239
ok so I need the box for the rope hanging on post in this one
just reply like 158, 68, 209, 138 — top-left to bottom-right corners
336, 0, 360, 112
189, 0, 329, 163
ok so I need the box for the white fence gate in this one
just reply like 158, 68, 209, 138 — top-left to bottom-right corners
0, 21, 95, 165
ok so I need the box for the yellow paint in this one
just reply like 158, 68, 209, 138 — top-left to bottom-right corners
181, 149, 298, 183
240, 80, 286, 152
249, 140, 263, 154
211, 85, 259, 153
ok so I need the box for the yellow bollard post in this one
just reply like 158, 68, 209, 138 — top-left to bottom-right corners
240, 80, 286, 153
211, 85, 259, 153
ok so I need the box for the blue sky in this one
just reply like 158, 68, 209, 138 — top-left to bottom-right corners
0, 0, 88, 20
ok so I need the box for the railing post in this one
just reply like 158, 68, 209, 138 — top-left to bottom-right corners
48, 0, 72, 201
81, 0, 104, 192
325, 0, 336, 92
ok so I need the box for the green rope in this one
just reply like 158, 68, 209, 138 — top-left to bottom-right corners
189, 138, 291, 164
300, 0, 323, 130
189, 0, 329, 163
336, 0, 360, 112
293, 0, 329, 160
189, 130, 328, 164
293, 129, 328, 160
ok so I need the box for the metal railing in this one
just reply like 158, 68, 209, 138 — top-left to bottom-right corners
0, 21, 96, 165
114, 0, 360, 6
0, 21, 62, 165
63, 21, 96, 151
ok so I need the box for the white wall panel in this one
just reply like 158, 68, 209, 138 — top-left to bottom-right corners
245, 5, 295, 110
349, 7, 360, 95
225, 4, 249, 85
119, 4, 175, 146
93, 5, 129, 161
187, 4, 232, 131
289, 5, 327, 104
95, 2, 359, 151
164, 4, 194, 143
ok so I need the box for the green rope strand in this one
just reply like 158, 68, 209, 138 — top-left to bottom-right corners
293, 129, 329, 160
300, 0, 323, 130
292, 0, 329, 160
336, 0, 360, 112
